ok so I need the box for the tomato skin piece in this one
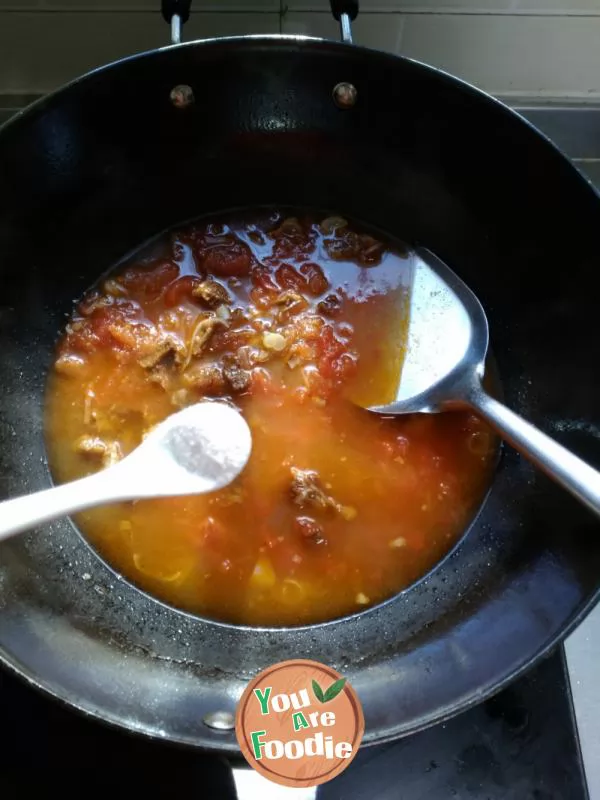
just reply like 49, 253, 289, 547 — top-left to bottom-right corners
300, 262, 330, 296
201, 244, 251, 277
209, 327, 255, 354
249, 368, 275, 395
66, 303, 142, 353
250, 266, 279, 293
275, 264, 307, 293
316, 324, 347, 380
163, 275, 202, 307
317, 324, 340, 357
330, 352, 358, 383
250, 266, 279, 308
119, 261, 180, 299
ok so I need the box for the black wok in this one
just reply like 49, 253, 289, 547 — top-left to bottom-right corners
0, 0, 599, 770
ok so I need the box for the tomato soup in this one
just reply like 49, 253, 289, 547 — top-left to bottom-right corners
45, 211, 497, 626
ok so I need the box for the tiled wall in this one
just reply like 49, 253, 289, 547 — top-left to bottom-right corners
0, 0, 599, 100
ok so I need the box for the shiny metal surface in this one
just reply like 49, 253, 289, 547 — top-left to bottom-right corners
203, 710, 236, 731
332, 81, 357, 108
339, 13, 353, 45
371, 249, 600, 519
374, 250, 487, 414
468, 383, 600, 519
171, 14, 182, 45
169, 83, 195, 109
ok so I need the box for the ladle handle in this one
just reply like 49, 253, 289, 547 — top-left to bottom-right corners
0, 469, 127, 543
467, 384, 600, 518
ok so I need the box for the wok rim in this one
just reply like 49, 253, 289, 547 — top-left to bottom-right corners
0, 33, 598, 752
0, 590, 596, 753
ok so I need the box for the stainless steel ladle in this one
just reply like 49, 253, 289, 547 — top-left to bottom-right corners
367, 249, 600, 519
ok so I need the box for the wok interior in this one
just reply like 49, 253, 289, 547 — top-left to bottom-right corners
45, 208, 499, 627
0, 38, 599, 749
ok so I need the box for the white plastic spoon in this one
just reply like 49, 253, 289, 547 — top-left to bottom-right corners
0, 401, 252, 543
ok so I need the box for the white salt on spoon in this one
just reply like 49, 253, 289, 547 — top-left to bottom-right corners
0, 401, 252, 543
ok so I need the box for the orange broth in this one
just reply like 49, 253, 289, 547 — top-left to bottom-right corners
45, 210, 497, 626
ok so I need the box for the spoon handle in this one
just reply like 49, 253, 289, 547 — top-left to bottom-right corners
467, 383, 600, 518
0, 469, 127, 543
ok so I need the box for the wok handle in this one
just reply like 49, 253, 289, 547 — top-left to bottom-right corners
161, 0, 192, 44
329, 0, 359, 20
467, 383, 600, 519
231, 765, 317, 799
161, 0, 191, 24
329, 0, 358, 44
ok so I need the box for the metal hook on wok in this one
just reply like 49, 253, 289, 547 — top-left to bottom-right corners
162, 0, 192, 45
330, 0, 359, 44
162, 1, 358, 47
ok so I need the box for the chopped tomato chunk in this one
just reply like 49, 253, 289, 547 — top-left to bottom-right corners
163, 275, 202, 307
201, 243, 251, 277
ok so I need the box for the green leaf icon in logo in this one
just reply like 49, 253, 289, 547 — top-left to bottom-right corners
312, 677, 347, 703
312, 679, 325, 703
323, 678, 347, 702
